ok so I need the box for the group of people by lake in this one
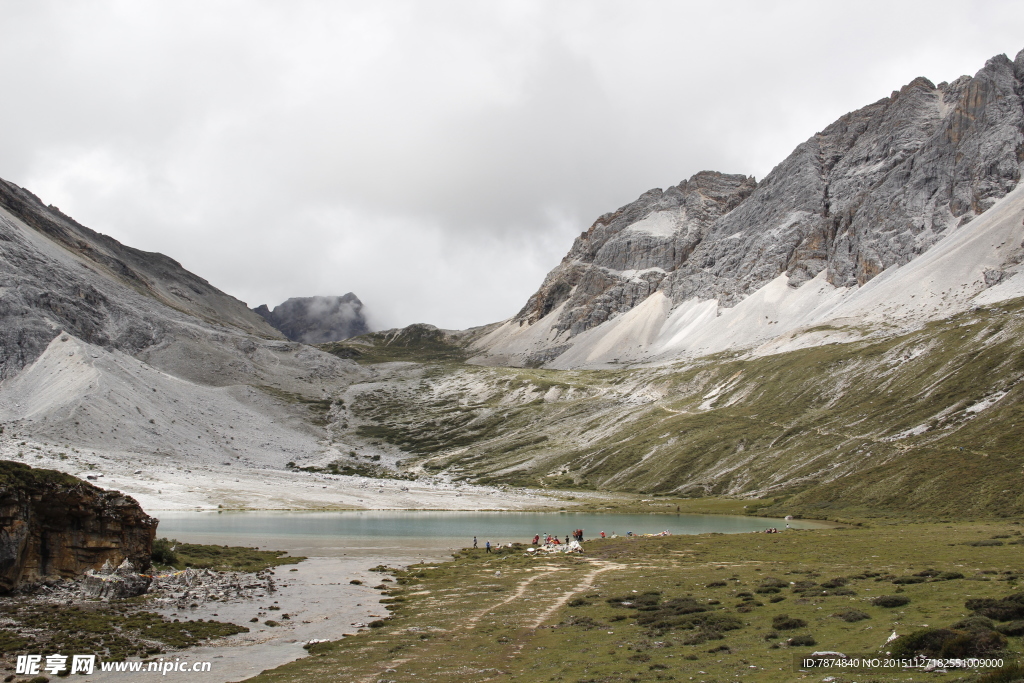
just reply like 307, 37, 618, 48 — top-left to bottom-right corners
473, 530, 590, 551
531, 530, 582, 546
471, 526, 689, 551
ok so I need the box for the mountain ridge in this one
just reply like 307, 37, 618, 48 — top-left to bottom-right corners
470, 49, 1024, 369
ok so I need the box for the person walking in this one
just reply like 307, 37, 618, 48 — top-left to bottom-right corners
473, 536, 478, 548
485, 540, 491, 553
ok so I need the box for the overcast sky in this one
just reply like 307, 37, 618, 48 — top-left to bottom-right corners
1, 2, 1022, 330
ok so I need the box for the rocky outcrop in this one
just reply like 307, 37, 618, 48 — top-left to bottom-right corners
0, 461, 157, 593
514, 49, 1024, 342
254, 294, 371, 344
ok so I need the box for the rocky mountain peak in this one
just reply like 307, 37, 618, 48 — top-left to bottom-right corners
509, 48, 1024, 352
254, 294, 370, 344
516, 170, 756, 332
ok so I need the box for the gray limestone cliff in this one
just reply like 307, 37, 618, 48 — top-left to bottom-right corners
254, 294, 371, 344
516, 49, 1024, 339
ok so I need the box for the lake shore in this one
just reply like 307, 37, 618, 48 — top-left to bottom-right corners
239, 521, 1024, 683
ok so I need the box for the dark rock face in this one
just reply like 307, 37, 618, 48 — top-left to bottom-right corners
254, 294, 370, 344
516, 49, 1024, 336
0, 461, 157, 593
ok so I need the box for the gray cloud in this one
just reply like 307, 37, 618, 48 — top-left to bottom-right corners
1, 1, 1022, 329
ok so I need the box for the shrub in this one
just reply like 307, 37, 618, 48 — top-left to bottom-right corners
996, 620, 1024, 636
368, 620, 387, 628
966, 593, 1024, 621
950, 616, 995, 631
936, 571, 965, 580
607, 594, 660, 609
637, 600, 740, 636
890, 627, 1006, 659
772, 615, 807, 630
561, 615, 600, 629
892, 576, 927, 584
567, 598, 591, 607
349, 579, 362, 585
788, 634, 817, 646
968, 539, 1005, 547
820, 577, 848, 589
706, 581, 727, 588
835, 610, 870, 622
759, 577, 788, 588
152, 538, 178, 566
977, 663, 1024, 683
872, 595, 910, 608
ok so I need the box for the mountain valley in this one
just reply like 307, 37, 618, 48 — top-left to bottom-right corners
3, 49, 1024, 520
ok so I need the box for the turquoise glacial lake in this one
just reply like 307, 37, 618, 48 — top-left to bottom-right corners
155, 510, 828, 558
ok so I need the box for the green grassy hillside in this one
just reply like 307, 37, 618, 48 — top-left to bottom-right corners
324, 299, 1024, 519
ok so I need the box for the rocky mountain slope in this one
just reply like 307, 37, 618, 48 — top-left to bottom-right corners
472, 50, 1024, 368
0, 176, 386, 508
254, 294, 370, 343
0, 178, 287, 380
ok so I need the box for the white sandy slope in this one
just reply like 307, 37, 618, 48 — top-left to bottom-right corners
0, 436, 560, 512
0, 335, 560, 511
0, 334, 322, 467
472, 182, 1024, 369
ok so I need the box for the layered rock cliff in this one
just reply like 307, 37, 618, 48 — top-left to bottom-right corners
501, 49, 1024, 365
254, 293, 370, 344
0, 461, 157, 593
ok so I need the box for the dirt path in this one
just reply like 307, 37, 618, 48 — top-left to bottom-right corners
348, 558, 627, 683
525, 560, 623, 629
464, 569, 555, 628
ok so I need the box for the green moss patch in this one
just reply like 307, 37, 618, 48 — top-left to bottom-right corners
0, 602, 247, 661
152, 538, 304, 572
